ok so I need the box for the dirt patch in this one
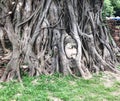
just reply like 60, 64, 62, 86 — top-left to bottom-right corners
69, 81, 76, 86
101, 71, 120, 87
112, 90, 120, 96
48, 96, 63, 101
31, 79, 39, 85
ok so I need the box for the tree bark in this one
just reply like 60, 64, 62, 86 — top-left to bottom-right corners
0, 0, 120, 81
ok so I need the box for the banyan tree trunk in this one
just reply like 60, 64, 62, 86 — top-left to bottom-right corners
0, 0, 120, 81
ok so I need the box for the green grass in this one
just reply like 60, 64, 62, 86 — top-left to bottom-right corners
0, 73, 120, 101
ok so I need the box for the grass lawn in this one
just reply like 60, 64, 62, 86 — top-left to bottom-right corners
0, 72, 120, 101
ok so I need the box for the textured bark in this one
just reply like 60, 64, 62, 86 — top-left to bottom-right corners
0, 0, 120, 81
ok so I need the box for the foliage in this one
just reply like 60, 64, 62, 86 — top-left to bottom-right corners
111, 0, 120, 11
0, 74, 120, 101
103, 0, 120, 17
102, 0, 114, 17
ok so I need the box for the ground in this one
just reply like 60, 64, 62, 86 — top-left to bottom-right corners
0, 72, 120, 101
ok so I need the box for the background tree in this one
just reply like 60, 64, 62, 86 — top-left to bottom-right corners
102, 0, 114, 17
111, 0, 120, 11
111, 0, 120, 17
103, 0, 120, 17
0, 0, 120, 82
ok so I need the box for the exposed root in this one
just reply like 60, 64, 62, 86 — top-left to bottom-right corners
0, 0, 119, 81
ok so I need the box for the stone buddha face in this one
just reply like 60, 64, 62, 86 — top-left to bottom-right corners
65, 36, 77, 59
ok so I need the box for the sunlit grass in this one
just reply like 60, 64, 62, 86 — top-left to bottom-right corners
0, 73, 120, 101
